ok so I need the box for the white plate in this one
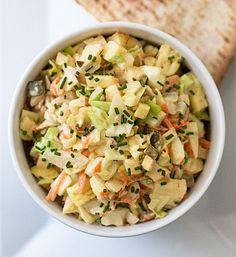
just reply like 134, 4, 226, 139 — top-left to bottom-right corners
1, 0, 236, 256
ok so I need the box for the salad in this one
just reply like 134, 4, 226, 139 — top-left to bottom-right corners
19, 33, 210, 226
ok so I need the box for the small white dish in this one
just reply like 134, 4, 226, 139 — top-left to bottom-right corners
8, 22, 225, 237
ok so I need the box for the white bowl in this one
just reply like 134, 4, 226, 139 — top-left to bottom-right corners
8, 22, 225, 237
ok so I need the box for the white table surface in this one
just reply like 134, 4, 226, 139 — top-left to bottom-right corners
1, 1, 236, 256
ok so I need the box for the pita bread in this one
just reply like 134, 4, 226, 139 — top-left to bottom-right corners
76, 0, 236, 85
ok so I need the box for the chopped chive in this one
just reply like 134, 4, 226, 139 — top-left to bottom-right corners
190, 90, 195, 95
71, 153, 75, 158
123, 110, 130, 117
90, 126, 95, 132
60, 111, 64, 116
157, 81, 164, 87
119, 149, 124, 155
70, 129, 74, 134
165, 80, 170, 85
75, 71, 80, 76
142, 140, 147, 145
88, 75, 94, 80
140, 134, 144, 138
88, 54, 92, 60
84, 72, 90, 76
103, 201, 111, 212
64, 95, 67, 99
54, 151, 61, 156
92, 56, 96, 62
54, 103, 58, 109
135, 166, 142, 171
64, 63, 67, 68
165, 134, 174, 140
114, 107, 119, 114
60, 76, 67, 89
166, 87, 172, 92
113, 122, 119, 126
161, 170, 166, 176
141, 168, 146, 176
127, 168, 131, 176
47, 141, 51, 147
42, 158, 46, 162
99, 203, 104, 208
66, 161, 73, 169
103, 189, 107, 193
95, 218, 101, 223
160, 181, 167, 186
68, 81, 73, 85
74, 84, 79, 90
119, 84, 127, 90
170, 170, 176, 179
132, 77, 137, 81
128, 120, 133, 124
85, 65, 93, 72
94, 77, 100, 82
178, 129, 185, 134
186, 131, 194, 135
178, 113, 184, 118
117, 141, 127, 147
107, 63, 113, 70
131, 186, 135, 193
76, 135, 81, 139
135, 188, 140, 194
47, 163, 52, 169
110, 145, 115, 149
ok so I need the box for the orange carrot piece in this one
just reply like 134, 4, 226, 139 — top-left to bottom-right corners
163, 116, 174, 129
161, 103, 169, 113
82, 149, 90, 158
78, 171, 88, 194
199, 138, 211, 149
184, 141, 194, 158
93, 159, 103, 173
166, 75, 180, 87
46, 171, 67, 201
50, 77, 63, 96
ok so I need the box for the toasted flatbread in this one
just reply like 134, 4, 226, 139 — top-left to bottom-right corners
76, 0, 236, 85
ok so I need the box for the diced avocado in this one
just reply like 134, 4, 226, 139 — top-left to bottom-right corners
134, 103, 150, 119
90, 101, 111, 112
146, 100, 161, 116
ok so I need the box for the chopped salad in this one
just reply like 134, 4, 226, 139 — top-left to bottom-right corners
20, 33, 210, 226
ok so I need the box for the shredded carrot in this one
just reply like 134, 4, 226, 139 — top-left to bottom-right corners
46, 171, 67, 201
162, 116, 174, 129
199, 138, 210, 149
50, 77, 63, 96
166, 75, 180, 87
93, 159, 102, 173
81, 149, 90, 158
161, 103, 169, 113
120, 194, 139, 204
184, 141, 194, 158
173, 119, 189, 130
100, 191, 110, 198
78, 171, 88, 194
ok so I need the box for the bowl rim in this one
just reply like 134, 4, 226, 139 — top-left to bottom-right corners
8, 21, 225, 237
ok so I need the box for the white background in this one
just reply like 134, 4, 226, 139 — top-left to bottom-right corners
1, 0, 236, 256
